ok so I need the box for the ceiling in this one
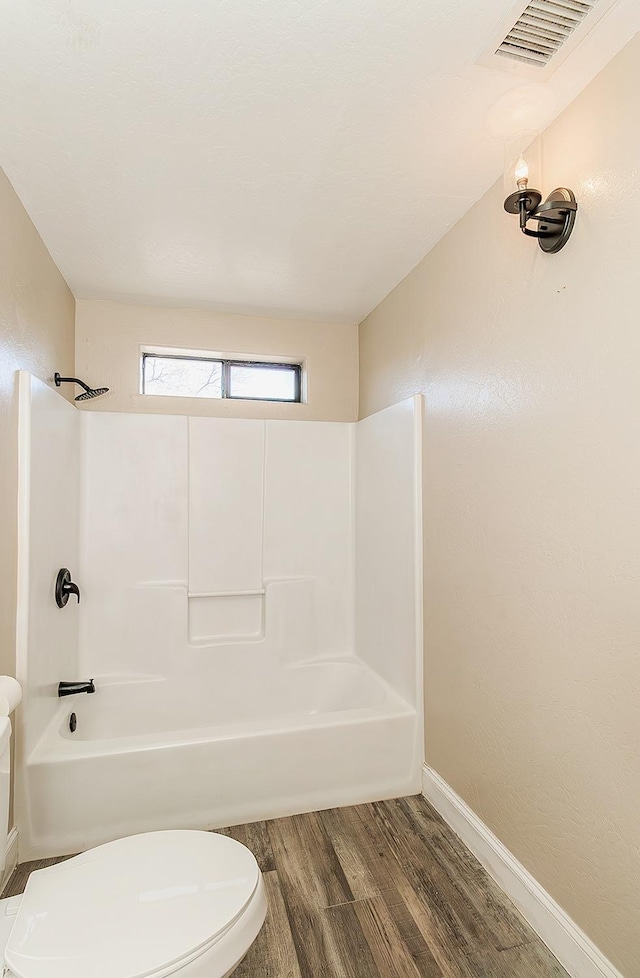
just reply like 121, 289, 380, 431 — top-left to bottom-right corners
0, 0, 638, 324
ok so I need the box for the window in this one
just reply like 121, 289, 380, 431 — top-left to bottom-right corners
141, 354, 302, 403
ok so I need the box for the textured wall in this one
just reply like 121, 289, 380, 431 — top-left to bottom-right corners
0, 167, 75, 681
359, 33, 640, 977
0, 167, 74, 838
76, 299, 358, 421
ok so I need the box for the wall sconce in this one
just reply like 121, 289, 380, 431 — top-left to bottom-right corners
503, 130, 577, 254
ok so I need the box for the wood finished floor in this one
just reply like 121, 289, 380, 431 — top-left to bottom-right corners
4, 796, 569, 978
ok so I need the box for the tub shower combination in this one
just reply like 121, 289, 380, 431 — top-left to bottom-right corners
16, 373, 423, 859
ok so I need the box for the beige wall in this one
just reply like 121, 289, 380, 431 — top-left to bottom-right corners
75, 299, 358, 422
359, 33, 640, 978
0, 166, 74, 844
0, 167, 75, 680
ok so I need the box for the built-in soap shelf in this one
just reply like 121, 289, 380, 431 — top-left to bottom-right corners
187, 589, 266, 599
187, 590, 265, 644
135, 576, 323, 655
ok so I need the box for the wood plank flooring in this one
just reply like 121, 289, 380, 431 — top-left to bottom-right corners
3, 796, 569, 978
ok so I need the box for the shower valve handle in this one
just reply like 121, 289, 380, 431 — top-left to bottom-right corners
55, 568, 80, 608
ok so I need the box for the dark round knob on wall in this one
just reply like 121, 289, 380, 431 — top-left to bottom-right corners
55, 568, 81, 608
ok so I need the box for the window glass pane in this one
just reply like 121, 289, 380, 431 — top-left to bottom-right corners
143, 356, 223, 398
228, 363, 298, 401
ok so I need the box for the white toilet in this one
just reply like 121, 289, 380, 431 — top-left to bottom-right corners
0, 718, 267, 978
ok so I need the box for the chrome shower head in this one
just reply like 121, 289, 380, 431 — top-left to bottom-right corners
54, 373, 109, 401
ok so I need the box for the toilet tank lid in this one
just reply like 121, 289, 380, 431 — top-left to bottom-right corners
4, 830, 260, 978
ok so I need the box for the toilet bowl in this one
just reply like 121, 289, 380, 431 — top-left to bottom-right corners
0, 829, 267, 978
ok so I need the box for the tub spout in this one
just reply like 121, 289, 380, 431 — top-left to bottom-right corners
58, 680, 95, 697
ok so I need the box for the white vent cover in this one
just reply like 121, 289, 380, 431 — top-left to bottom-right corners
497, 0, 598, 67
478, 0, 619, 77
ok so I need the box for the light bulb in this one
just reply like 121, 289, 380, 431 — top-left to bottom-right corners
514, 155, 529, 190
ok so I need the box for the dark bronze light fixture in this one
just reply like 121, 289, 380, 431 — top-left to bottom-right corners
503, 131, 577, 254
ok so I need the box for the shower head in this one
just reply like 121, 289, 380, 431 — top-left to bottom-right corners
54, 373, 110, 401
74, 386, 110, 401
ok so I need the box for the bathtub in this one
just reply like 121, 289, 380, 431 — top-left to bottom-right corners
22, 659, 420, 859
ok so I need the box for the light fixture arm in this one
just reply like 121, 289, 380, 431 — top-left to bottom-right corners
518, 198, 564, 236
505, 187, 577, 254
519, 197, 529, 231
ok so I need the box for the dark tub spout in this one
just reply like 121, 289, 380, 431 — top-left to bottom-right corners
58, 680, 95, 697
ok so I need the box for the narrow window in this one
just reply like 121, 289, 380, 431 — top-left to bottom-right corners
141, 354, 302, 403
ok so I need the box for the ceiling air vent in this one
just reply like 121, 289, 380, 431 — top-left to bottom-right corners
496, 0, 598, 67
477, 0, 618, 77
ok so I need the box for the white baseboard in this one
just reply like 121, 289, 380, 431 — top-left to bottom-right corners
0, 829, 18, 896
421, 765, 624, 978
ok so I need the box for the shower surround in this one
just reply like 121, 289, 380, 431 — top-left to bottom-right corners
15, 373, 423, 858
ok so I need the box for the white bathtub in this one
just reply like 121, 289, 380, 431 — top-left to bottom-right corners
23, 660, 420, 859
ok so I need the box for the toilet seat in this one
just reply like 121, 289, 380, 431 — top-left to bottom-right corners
4, 830, 262, 978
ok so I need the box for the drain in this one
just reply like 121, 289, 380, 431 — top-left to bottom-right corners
69, 712, 77, 733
